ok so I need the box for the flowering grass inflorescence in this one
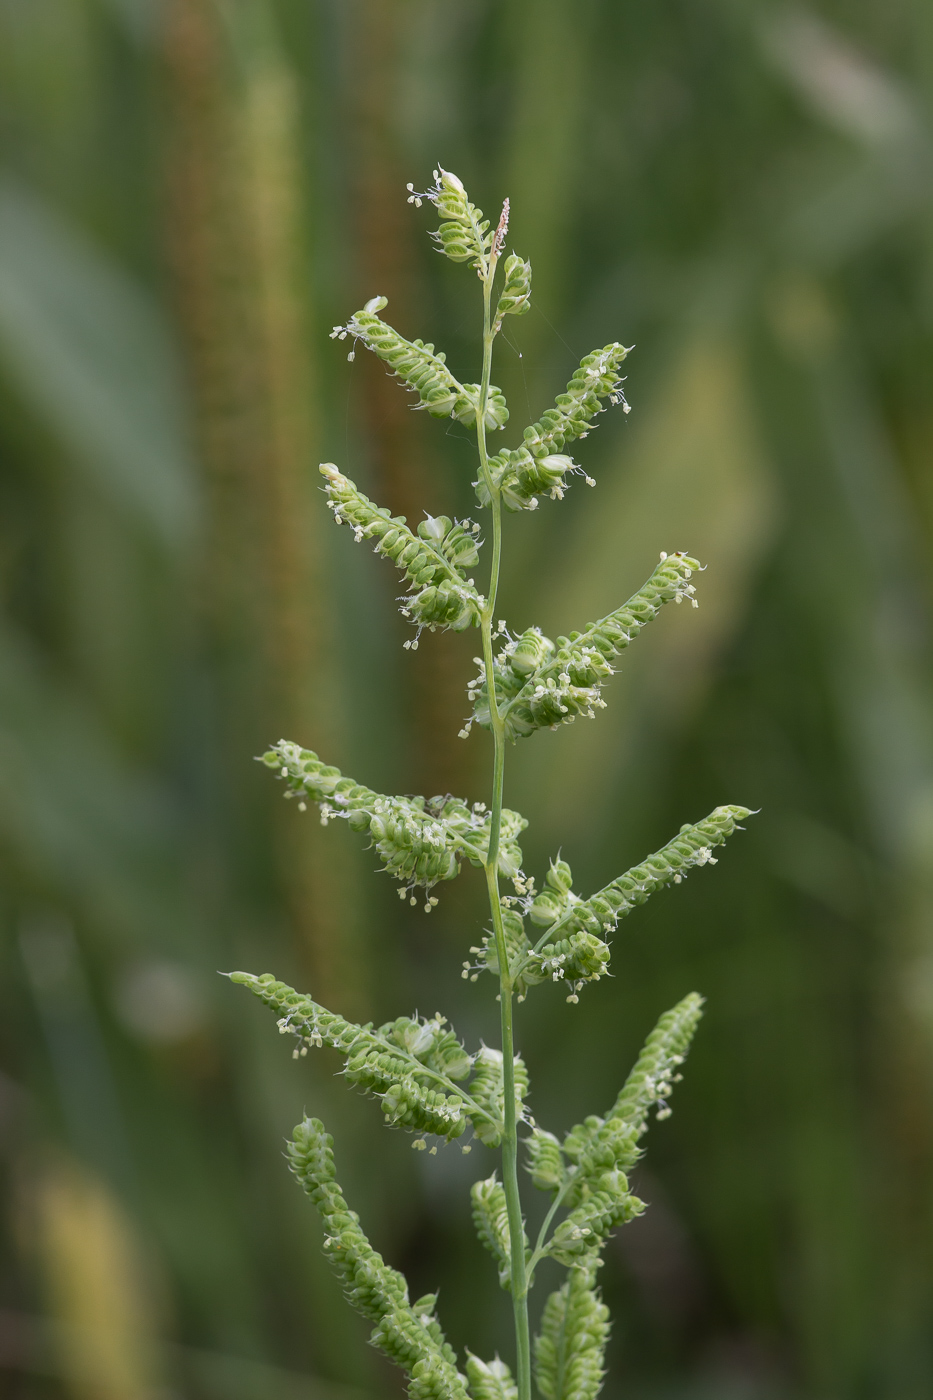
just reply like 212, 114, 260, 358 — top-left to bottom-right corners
232, 167, 753, 1400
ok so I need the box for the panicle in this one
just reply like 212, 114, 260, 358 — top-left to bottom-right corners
534, 1264, 610, 1400
478, 343, 631, 511
261, 743, 527, 895
465, 1354, 518, 1400
321, 465, 483, 633
471, 1175, 525, 1290
472, 553, 702, 741
288, 1118, 470, 1400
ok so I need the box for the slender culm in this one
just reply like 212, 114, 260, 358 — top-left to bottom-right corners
231, 167, 754, 1400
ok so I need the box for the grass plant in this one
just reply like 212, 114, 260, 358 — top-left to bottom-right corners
232, 168, 753, 1400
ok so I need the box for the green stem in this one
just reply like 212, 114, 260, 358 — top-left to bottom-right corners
525, 1172, 577, 1285
477, 258, 532, 1400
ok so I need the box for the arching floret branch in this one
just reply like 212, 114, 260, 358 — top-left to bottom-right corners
231, 168, 755, 1400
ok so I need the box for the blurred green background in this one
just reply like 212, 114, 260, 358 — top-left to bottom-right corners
1, 1, 932, 1398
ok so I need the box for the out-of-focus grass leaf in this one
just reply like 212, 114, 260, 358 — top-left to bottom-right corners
757, 9, 933, 262
0, 181, 197, 546
0, 624, 188, 947
762, 8, 923, 150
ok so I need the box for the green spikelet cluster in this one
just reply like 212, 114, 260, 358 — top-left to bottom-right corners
288, 1119, 470, 1400
469, 1047, 530, 1148
478, 344, 630, 512
524, 931, 611, 993
534, 1265, 610, 1400
525, 1130, 567, 1193
466, 1355, 518, 1400
560, 1117, 641, 1205
410, 166, 495, 273
233, 166, 756, 1400
332, 296, 508, 432
471, 553, 701, 740
262, 743, 527, 895
546, 1180, 644, 1265
474, 908, 532, 983
609, 992, 705, 1132
471, 1176, 523, 1289
332, 295, 473, 421
230, 973, 495, 1143
321, 465, 483, 633
528, 806, 752, 940
493, 254, 532, 328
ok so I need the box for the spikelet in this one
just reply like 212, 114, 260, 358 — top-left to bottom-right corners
493, 254, 532, 329
525, 1129, 567, 1193
534, 1264, 609, 1400
321, 465, 483, 632
465, 1354, 518, 1400
261, 743, 527, 895
288, 1119, 469, 1400
332, 295, 507, 432
527, 806, 753, 949
230, 973, 487, 1143
471, 1175, 525, 1289
477, 343, 630, 511
471, 553, 702, 740
470, 1047, 530, 1148
409, 167, 494, 274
